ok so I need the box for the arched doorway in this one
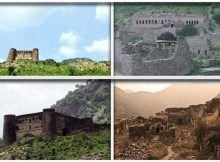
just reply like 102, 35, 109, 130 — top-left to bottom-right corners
178, 118, 183, 125
156, 127, 160, 134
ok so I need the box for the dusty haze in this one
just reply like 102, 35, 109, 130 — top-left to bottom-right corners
115, 82, 220, 119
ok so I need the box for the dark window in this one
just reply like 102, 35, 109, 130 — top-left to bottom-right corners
29, 125, 31, 130
161, 20, 163, 24
136, 20, 138, 24
155, 20, 157, 24
29, 119, 31, 123
197, 20, 199, 24
145, 20, 148, 24
139, 20, 141, 24
205, 50, 208, 55
198, 50, 200, 54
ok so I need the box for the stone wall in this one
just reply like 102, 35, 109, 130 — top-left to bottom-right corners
16, 113, 43, 140
129, 124, 146, 139
131, 13, 207, 29
131, 37, 194, 75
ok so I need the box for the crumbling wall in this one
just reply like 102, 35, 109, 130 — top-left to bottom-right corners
131, 37, 194, 75
16, 113, 43, 140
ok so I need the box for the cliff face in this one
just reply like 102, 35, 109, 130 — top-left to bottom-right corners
51, 80, 110, 124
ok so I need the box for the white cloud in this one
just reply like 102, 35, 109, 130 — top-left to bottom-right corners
59, 31, 81, 57
95, 5, 109, 23
84, 37, 109, 56
0, 6, 73, 32
59, 46, 76, 57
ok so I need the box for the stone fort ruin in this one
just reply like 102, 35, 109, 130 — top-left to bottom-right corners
115, 96, 220, 159
7, 48, 39, 63
3, 108, 105, 145
115, 12, 220, 75
131, 13, 208, 30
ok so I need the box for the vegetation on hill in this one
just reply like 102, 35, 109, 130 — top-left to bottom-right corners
0, 130, 110, 160
52, 80, 111, 124
115, 3, 211, 30
176, 25, 199, 37
0, 58, 110, 76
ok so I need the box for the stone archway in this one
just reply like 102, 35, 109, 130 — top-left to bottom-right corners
178, 118, 183, 125
156, 127, 160, 134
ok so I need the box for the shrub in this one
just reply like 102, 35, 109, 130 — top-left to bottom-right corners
176, 24, 198, 37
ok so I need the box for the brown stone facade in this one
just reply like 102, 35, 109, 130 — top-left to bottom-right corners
7, 48, 39, 63
3, 108, 104, 145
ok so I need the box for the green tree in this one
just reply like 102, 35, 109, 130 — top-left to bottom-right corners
176, 24, 199, 37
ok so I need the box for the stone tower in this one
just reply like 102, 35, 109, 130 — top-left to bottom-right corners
32, 48, 39, 61
42, 108, 57, 139
3, 114, 16, 145
7, 48, 17, 63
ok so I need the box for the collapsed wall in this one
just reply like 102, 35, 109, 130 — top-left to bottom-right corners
131, 37, 194, 75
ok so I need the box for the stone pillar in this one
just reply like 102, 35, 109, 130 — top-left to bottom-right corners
7, 48, 17, 63
3, 115, 16, 145
32, 48, 39, 61
42, 108, 57, 139
162, 43, 166, 49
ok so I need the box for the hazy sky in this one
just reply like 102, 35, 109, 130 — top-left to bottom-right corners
115, 81, 172, 93
0, 81, 85, 138
0, 4, 110, 62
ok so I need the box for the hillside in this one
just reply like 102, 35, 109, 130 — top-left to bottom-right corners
51, 80, 111, 124
114, 3, 217, 30
0, 59, 110, 76
0, 130, 110, 160
115, 83, 220, 119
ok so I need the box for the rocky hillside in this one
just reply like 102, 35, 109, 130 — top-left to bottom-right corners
0, 130, 110, 160
115, 83, 220, 119
51, 80, 110, 124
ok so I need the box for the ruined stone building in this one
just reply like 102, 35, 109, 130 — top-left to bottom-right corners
115, 12, 220, 75
115, 94, 220, 159
3, 108, 103, 145
7, 48, 39, 63
118, 33, 194, 75
131, 13, 208, 30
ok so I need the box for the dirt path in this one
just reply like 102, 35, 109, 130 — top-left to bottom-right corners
162, 146, 175, 160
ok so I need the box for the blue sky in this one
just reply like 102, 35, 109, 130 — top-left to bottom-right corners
0, 4, 110, 62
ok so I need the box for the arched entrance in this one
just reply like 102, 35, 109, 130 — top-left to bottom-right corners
156, 127, 160, 134
178, 118, 183, 125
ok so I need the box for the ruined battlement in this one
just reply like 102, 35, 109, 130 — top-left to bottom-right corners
3, 108, 98, 145
7, 48, 39, 63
